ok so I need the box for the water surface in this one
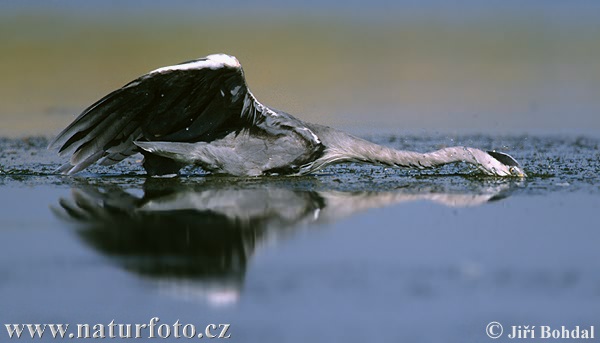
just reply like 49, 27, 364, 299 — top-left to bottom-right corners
1, 134, 598, 342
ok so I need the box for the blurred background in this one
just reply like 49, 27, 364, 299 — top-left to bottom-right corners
1, 0, 600, 137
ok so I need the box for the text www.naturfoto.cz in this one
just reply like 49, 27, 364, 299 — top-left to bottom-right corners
5, 317, 231, 339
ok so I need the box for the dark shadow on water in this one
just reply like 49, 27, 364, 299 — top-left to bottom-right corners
52, 177, 520, 305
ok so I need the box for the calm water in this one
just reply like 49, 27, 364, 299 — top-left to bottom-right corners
1, 134, 599, 342
2, 2, 599, 341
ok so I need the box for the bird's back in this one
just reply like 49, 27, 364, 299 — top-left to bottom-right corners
136, 111, 325, 176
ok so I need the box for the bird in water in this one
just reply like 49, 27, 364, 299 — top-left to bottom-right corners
49, 53, 526, 177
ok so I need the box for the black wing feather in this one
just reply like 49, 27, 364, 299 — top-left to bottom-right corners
48, 57, 255, 174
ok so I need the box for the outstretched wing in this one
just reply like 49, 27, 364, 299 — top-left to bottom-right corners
48, 54, 265, 174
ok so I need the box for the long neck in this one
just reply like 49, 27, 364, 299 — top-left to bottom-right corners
311, 127, 487, 170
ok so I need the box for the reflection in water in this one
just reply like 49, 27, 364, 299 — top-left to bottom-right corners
53, 178, 516, 306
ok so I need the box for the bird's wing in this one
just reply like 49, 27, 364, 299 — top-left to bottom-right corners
48, 54, 278, 174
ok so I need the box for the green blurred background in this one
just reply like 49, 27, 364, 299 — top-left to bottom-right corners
2, 1, 599, 136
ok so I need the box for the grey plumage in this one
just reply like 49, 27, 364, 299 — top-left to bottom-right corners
48, 53, 526, 178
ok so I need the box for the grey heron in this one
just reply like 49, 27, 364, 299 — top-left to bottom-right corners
48, 54, 526, 177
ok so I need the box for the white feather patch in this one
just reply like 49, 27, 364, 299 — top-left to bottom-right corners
150, 54, 241, 74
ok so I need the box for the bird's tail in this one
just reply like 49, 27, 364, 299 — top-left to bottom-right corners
134, 141, 198, 164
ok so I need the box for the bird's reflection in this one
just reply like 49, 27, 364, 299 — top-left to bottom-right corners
54, 177, 517, 306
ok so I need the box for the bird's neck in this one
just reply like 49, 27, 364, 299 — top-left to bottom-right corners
313, 128, 481, 169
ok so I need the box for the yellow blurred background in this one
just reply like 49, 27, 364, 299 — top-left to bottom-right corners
2, 2, 600, 136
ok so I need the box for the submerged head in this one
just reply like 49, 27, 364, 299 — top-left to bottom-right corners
484, 150, 527, 177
